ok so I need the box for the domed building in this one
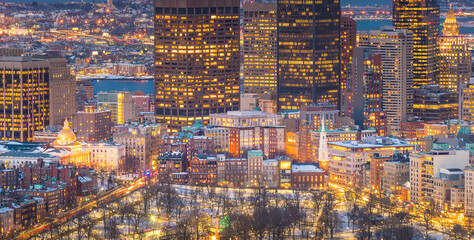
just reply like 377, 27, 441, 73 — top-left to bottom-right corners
54, 118, 77, 146
47, 119, 91, 168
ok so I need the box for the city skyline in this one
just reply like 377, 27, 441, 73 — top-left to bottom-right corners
0, 0, 474, 239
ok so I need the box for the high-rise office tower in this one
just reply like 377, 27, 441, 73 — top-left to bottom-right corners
0, 56, 50, 142
243, 2, 277, 95
359, 26, 414, 135
154, 0, 240, 132
438, 6, 471, 94
277, 0, 341, 111
33, 56, 76, 126
349, 48, 386, 136
340, 17, 357, 117
393, 0, 439, 87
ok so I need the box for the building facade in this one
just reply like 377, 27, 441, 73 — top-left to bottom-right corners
438, 6, 471, 95
410, 149, 469, 204
97, 91, 134, 125
340, 17, 357, 117
277, 0, 341, 111
73, 105, 112, 142
243, 2, 277, 95
359, 27, 414, 135
328, 136, 414, 187
154, 0, 241, 131
33, 56, 76, 126
0, 56, 50, 142
393, 0, 439, 87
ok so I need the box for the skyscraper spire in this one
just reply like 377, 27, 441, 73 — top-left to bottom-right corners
443, 5, 459, 37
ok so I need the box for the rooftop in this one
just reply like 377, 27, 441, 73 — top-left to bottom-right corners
292, 163, 324, 173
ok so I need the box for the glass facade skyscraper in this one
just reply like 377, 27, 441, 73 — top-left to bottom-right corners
277, 0, 341, 111
154, 0, 240, 132
393, 0, 440, 88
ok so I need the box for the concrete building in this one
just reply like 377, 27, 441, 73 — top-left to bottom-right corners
112, 123, 166, 172
393, 0, 439, 88
0, 152, 60, 169
189, 154, 217, 186
459, 83, 474, 123
382, 154, 410, 202
433, 168, 464, 211
438, 6, 471, 95
204, 127, 230, 153
97, 91, 134, 124
291, 163, 326, 190
262, 159, 278, 188
359, 26, 414, 135
0, 207, 14, 237
33, 56, 76, 126
248, 150, 264, 187
465, 166, 474, 216
85, 142, 125, 172
240, 93, 259, 111
328, 136, 414, 187
207, 110, 284, 158
154, 0, 240, 131
243, 2, 277, 95
410, 149, 469, 205
0, 56, 50, 141
340, 17, 357, 117
298, 104, 339, 162
217, 155, 247, 187
73, 105, 112, 142
413, 85, 458, 121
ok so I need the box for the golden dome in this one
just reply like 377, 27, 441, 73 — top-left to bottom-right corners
56, 118, 76, 146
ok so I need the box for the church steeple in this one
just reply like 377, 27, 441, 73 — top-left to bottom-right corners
443, 5, 459, 37
318, 114, 329, 171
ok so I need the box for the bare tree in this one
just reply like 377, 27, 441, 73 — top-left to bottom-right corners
105, 218, 120, 240
268, 207, 291, 240
127, 205, 147, 238
421, 207, 435, 239
252, 207, 269, 240
222, 213, 253, 239
452, 224, 466, 239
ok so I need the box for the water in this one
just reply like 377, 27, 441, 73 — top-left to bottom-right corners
356, 18, 474, 35
91, 79, 154, 94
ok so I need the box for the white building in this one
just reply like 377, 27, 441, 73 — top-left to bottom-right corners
465, 166, 474, 216
328, 136, 414, 187
410, 149, 469, 205
0, 152, 60, 169
263, 159, 278, 188
359, 26, 414, 135
85, 142, 126, 172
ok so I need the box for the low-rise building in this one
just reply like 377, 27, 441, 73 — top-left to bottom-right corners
410, 148, 469, 205
433, 168, 465, 211
465, 166, 474, 216
382, 154, 410, 202
0, 206, 14, 237
291, 163, 326, 190
217, 155, 247, 187
262, 159, 278, 188
189, 154, 217, 186
328, 136, 414, 187
85, 142, 125, 172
